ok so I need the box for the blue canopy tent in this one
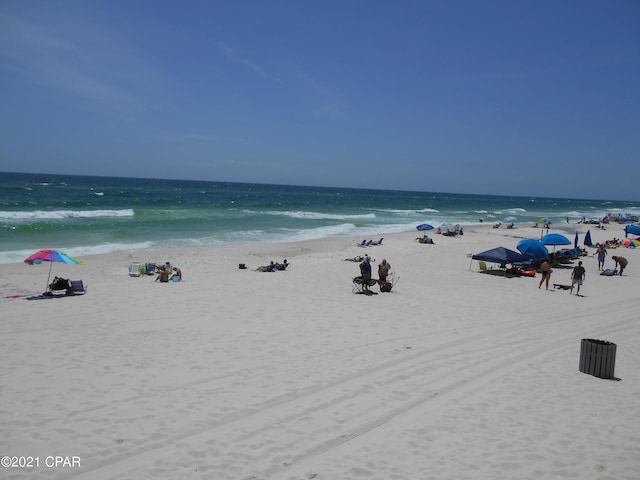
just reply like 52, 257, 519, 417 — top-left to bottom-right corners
470, 247, 531, 272
625, 225, 640, 237
517, 239, 549, 260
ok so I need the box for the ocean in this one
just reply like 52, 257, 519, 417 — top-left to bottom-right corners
1, 172, 638, 264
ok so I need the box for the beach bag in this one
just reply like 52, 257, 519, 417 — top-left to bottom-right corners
49, 276, 70, 291
380, 281, 393, 292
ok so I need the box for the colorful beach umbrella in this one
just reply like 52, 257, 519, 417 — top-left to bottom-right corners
621, 239, 640, 248
540, 217, 552, 224
24, 249, 84, 292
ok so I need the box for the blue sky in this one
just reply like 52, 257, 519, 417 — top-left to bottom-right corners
1, 1, 638, 201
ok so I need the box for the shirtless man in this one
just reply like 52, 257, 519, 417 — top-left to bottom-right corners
611, 256, 628, 276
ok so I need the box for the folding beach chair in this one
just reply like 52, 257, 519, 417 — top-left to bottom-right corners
352, 275, 378, 294
129, 262, 142, 277
69, 280, 87, 295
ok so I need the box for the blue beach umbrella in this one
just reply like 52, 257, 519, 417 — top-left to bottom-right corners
516, 239, 549, 260
584, 230, 593, 246
541, 233, 572, 246
503, 216, 517, 222
416, 223, 434, 231
441, 222, 454, 227
540, 217, 552, 224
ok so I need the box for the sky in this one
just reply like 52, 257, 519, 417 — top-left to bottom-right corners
0, 1, 638, 201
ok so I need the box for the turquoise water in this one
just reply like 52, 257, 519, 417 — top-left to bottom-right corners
1, 172, 638, 264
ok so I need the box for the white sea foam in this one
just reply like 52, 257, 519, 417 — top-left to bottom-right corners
373, 208, 440, 215
262, 210, 376, 221
0, 209, 135, 222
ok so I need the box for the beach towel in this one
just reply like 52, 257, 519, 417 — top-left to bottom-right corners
600, 269, 616, 276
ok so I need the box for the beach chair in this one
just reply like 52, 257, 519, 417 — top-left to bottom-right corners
479, 261, 488, 271
69, 280, 87, 295
352, 276, 378, 293
129, 262, 142, 277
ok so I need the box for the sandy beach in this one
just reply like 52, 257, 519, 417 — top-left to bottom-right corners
1, 224, 639, 480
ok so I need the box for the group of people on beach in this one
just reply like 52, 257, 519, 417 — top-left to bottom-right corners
538, 258, 587, 295
537, 246, 628, 296
354, 255, 391, 292
154, 261, 182, 282
254, 260, 289, 272
593, 243, 628, 275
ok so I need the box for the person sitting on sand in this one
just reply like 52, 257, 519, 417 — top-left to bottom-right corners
415, 234, 434, 244
255, 261, 277, 272
275, 259, 289, 270
171, 267, 182, 281
155, 269, 170, 282
343, 255, 364, 262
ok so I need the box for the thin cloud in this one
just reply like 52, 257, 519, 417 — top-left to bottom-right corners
219, 42, 280, 82
0, 13, 139, 110
167, 133, 250, 143
312, 102, 345, 118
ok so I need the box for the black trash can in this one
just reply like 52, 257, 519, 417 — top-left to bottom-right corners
579, 338, 616, 379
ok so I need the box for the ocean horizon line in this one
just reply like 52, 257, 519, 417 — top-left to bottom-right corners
1, 170, 633, 204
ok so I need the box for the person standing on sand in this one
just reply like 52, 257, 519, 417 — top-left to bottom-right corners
538, 259, 551, 290
570, 261, 586, 296
378, 259, 391, 285
359, 255, 372, 291
593, 244, 607, 271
